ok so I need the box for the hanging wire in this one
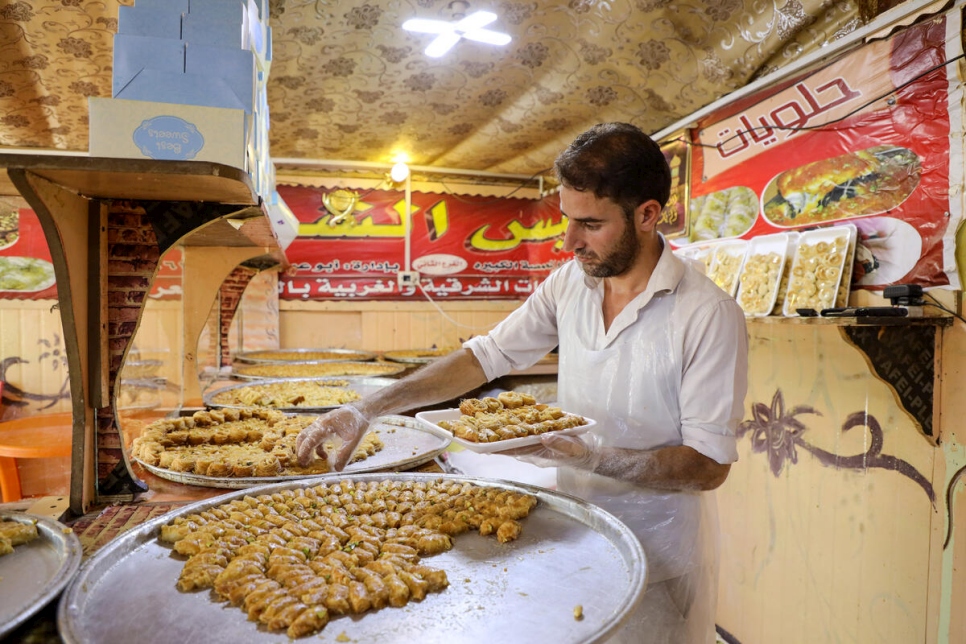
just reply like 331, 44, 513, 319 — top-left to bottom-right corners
415, 281, 514, 332
682, 52, 966, 151
923, 292, 966, 325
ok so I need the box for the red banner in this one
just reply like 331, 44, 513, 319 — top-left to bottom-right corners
278, 186, 571, 300
0, 209, 56, 300
678, 12, 963, 290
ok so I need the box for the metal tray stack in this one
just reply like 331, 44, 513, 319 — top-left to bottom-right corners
234, 348, 377, 364
203, 376, 397, 413
58, 473, 647, 644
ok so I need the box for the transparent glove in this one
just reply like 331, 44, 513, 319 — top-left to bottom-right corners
502, 432, 603, 471
296, 405, 373, 471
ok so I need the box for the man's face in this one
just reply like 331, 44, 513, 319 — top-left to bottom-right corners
559, 186, 640, 278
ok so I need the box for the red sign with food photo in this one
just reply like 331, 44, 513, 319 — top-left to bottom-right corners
0, 208, 57, 300
682, 11, 963, 291
278, 185, 570, 300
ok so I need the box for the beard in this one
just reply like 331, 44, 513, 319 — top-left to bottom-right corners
574, 219, 640, 278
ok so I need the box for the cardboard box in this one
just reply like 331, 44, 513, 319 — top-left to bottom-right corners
184, 43, 255, 112
118, 5, 182, 39
182, 12, 245, 49
188, 0, 245, 22
114, 67, 252, 112
112, 34, 185, 97
88, 97, 249, 170
135, 0, 189, 12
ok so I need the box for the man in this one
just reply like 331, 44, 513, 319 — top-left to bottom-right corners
296, 122, 749, 642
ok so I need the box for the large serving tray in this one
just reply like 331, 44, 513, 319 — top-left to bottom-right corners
59, 473, 646, 644
235, 348, 377, 364
203, 376, 397, 413
1, 512, 82, 639
134, 415, 452, 489
231, 360, 408, 380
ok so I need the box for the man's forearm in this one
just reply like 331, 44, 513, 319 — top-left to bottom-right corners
352, 348, 489, 418
591, 444, 731, 492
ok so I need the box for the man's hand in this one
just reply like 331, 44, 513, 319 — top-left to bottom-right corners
296, 405, 371, 470
501, 433, 602, 470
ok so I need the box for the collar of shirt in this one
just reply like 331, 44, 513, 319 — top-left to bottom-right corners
580, 233, 687, 312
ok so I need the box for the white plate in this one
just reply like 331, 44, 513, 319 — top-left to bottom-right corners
416, 408, 596, 454
0, 256, 55, 292
853, 216, 923, 286
735, 233, 790, 317
782, 226, 852, 316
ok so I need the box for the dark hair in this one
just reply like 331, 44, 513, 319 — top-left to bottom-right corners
553, 122, 671, 216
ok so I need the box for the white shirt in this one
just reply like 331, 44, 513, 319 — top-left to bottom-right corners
465, 239, 749, 466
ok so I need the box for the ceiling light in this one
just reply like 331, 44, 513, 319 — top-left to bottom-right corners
402, 10, 511, 58
390, 161, 410, 183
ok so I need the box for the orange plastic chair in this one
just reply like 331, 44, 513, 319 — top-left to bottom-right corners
0, 411, 73, 502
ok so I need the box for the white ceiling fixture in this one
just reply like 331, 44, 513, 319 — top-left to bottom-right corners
402, 10, 511, 58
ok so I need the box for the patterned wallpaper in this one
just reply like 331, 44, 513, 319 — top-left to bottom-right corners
0, 0, 872, 177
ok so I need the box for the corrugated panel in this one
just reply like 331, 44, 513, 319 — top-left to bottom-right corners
0, 302, 71, 416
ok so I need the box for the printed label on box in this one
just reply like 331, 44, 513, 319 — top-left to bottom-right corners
133, 116, 205, 160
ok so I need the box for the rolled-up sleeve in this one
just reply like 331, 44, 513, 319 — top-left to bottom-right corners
679, 297, 748, 464
464, 271, 562, 383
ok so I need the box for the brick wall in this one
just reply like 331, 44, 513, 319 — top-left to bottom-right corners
219, 266, 258, 367
97, 201, 161, 482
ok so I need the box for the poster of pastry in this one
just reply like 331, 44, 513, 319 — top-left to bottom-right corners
683, 12, 963, 290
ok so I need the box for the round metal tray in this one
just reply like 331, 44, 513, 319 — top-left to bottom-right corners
58, 473, 647, 644
203, 376, 397, 413
235, 348, 377, 364
381, 348, 452, 364
1, 512, 82, 639
135, 415, 452, 489
230, 360, 408, 380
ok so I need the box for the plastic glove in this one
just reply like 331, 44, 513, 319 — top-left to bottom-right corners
296, 404, 372, 471
502, 432, 603, 471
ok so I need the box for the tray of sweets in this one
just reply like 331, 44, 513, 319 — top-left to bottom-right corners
735, 233, 791, 317
231, 360, 407, 380
204, 377, 397, 413
58, 473, 646, 644
135, 415, 452, 489
1, 513, 82, 639
782, 226, 852, 316
235, 348, 377, 364
706, 239, 748, 297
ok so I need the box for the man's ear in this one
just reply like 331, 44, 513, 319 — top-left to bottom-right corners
636, 200, 663, 232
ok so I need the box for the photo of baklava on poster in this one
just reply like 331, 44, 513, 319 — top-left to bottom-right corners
679, 9, 964, 290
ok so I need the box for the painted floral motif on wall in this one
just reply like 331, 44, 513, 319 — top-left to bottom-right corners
738, 388, 936, 504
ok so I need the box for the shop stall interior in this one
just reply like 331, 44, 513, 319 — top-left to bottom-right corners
2, 0, 966, 642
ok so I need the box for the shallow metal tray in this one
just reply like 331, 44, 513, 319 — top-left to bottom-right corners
203, 376, 397, 413
381, 348, 451, 364
1, 512, 82, 639
235, 348, 377, 364
58, 473, 647, 644
134, 415, 452, 489
230, 360, 408, 380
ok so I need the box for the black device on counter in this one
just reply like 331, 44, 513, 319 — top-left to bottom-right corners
883, 284, 925, 306
796, 308, 819, 317
821, 306, 908, 317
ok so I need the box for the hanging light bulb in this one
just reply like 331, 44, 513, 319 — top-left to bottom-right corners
390, 161, 410, 183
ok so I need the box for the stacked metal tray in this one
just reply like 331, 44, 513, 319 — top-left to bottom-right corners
230, 360, 407, 380
203, 376, 397, 413
234, 348, 377, 364
58, 473, 647, 644
1, 513, 82, 639
135, 415, 452, 489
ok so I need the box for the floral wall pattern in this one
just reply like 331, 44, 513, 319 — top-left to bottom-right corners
0, 0, 872, 177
